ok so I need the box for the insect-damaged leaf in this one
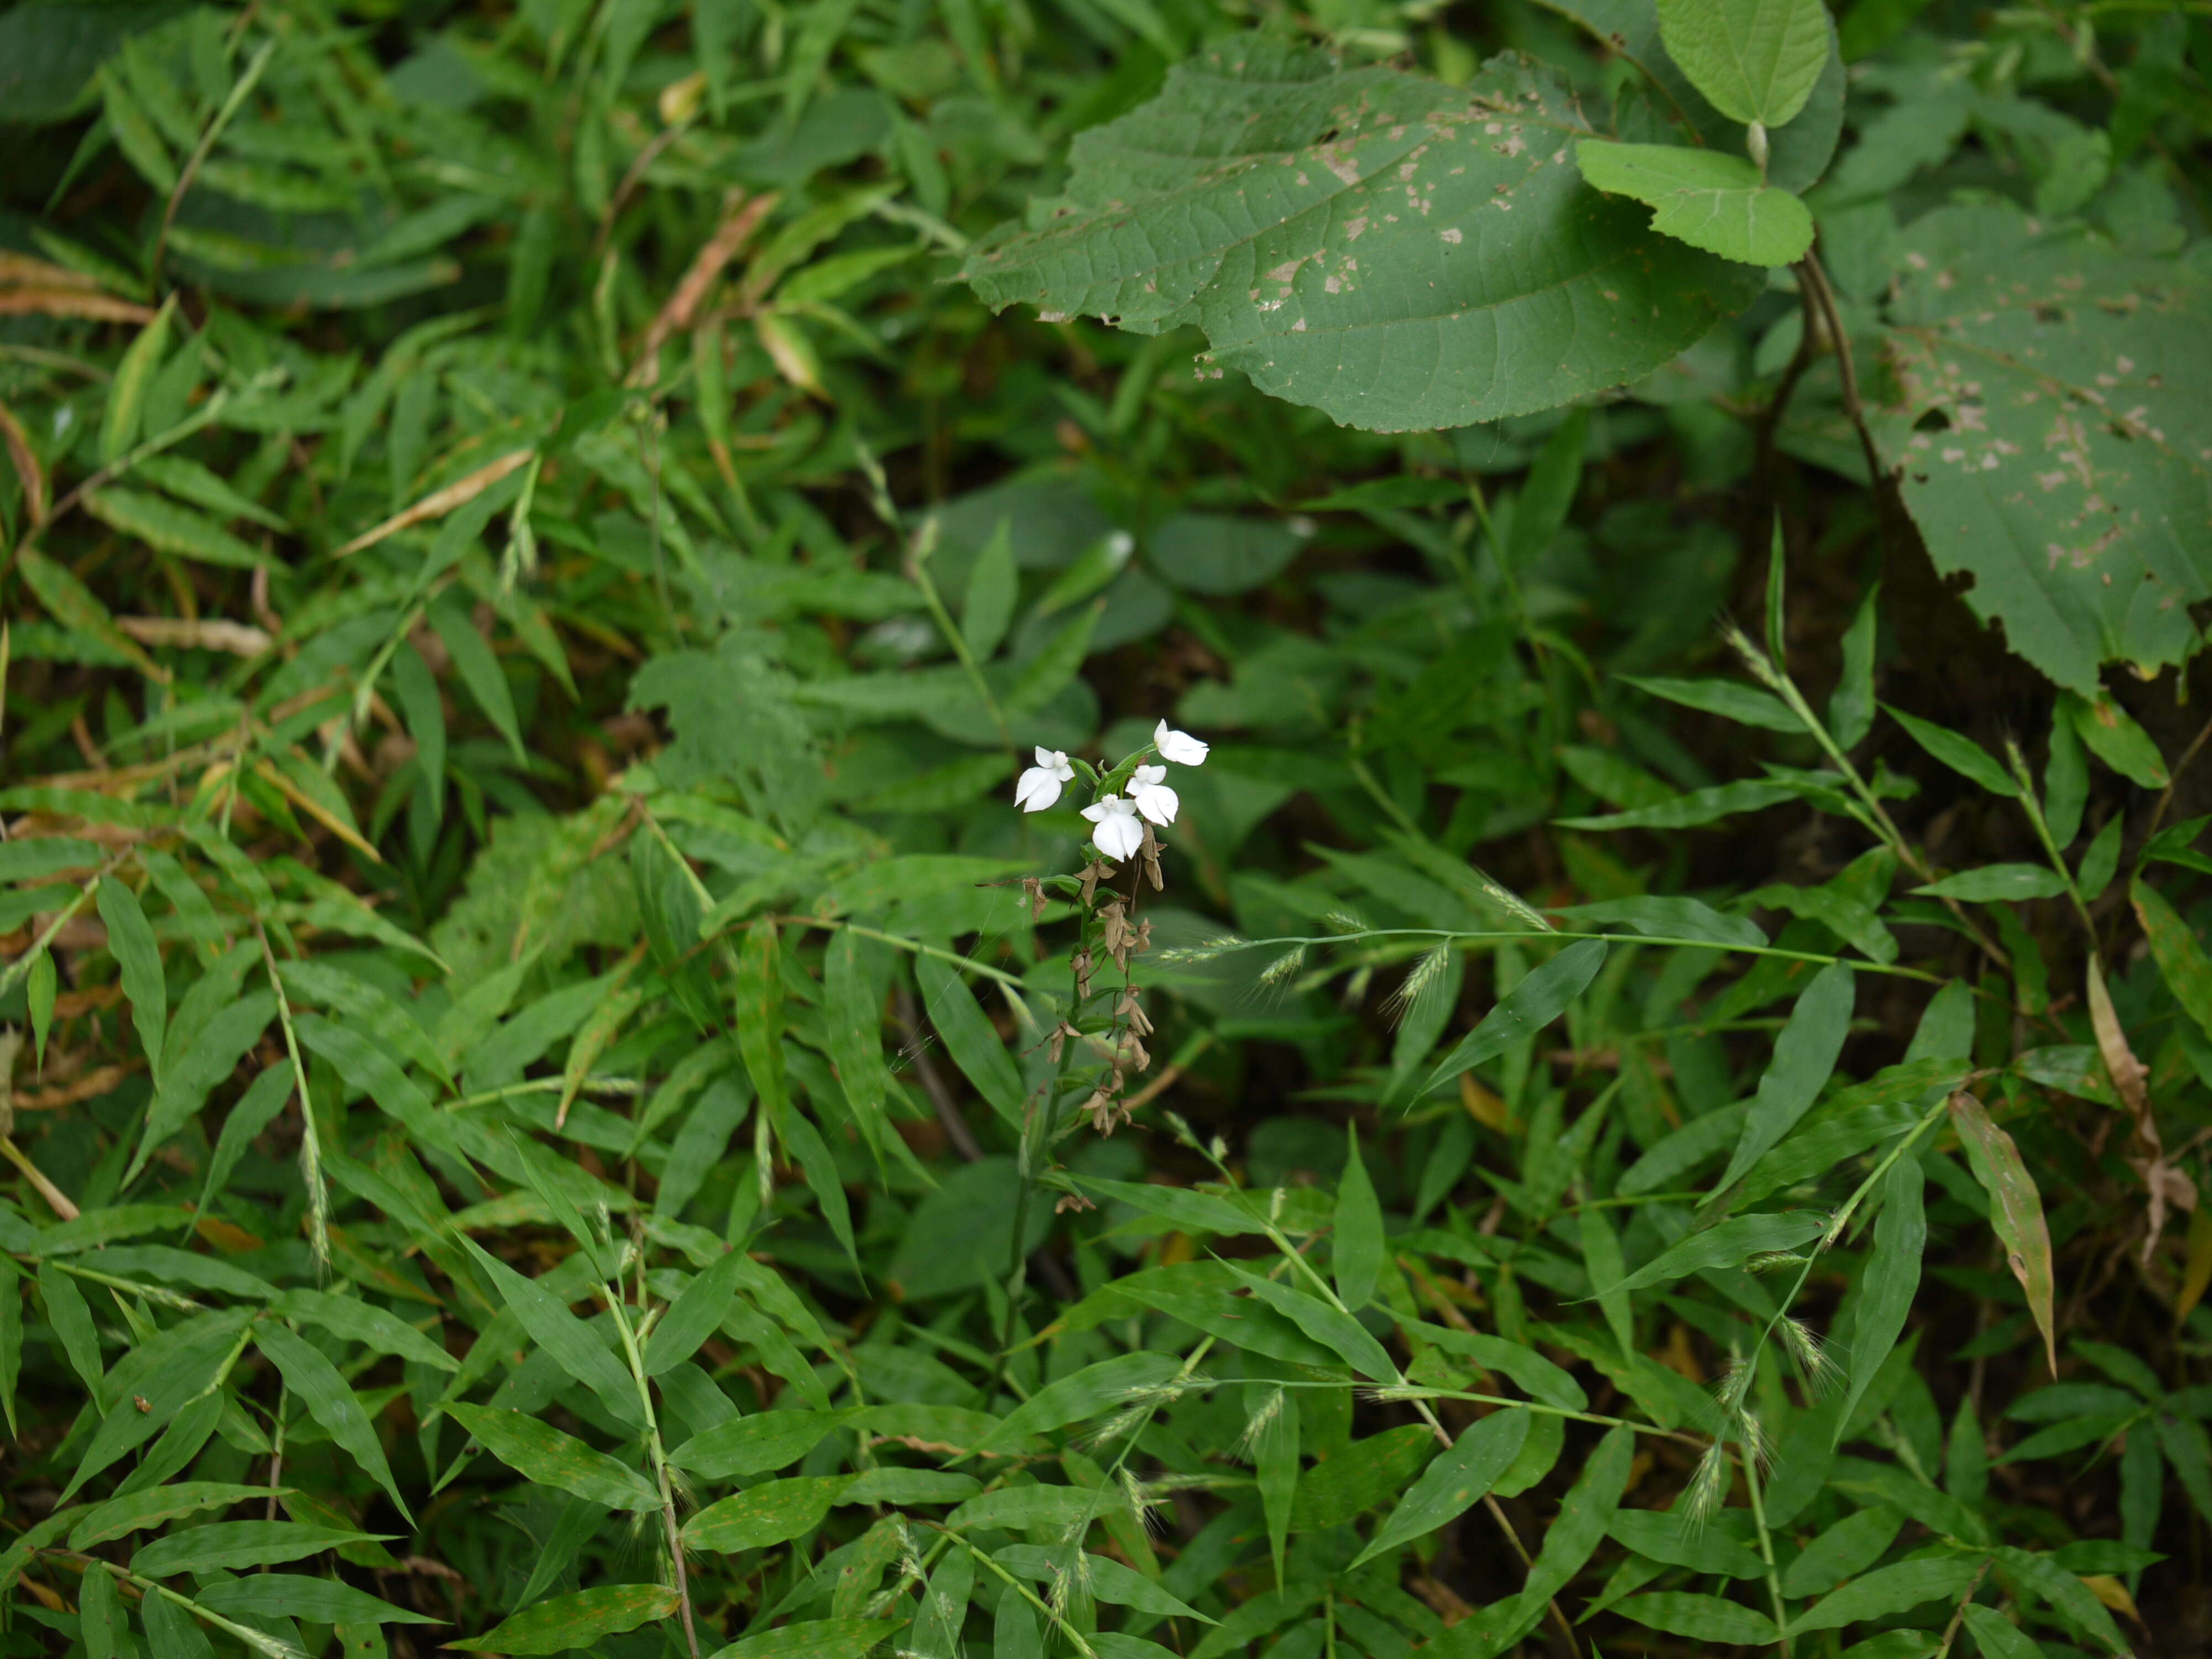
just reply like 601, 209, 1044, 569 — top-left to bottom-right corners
963, 42, 1762, 432
1871, 204, 2212, 693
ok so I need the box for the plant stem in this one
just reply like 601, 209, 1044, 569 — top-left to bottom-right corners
1740, 1432, 1792, 1657
607, 1290, 702, 1659
254, 920, 329, 1271
923, 1523, 1101, 1658
0, 853, 130, 998
1201, 925, 1947, 984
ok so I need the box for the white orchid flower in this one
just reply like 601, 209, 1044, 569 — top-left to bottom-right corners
1014, 748, 1074, 813
1154, 720, 1209, 767
1127, 764, 1179, 826
1081, 794, 1144, 860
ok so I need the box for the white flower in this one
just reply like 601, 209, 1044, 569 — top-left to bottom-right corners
1081, 794, 1144, 860
1127, 764, 1178, 826
1014, 748, 1074, 813
1154, 720, 1209, 767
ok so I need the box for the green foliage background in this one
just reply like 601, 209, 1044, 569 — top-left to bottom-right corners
1, 0, 2210, 1654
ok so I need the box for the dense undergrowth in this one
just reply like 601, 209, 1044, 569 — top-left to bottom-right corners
1, 0, 2210, 1655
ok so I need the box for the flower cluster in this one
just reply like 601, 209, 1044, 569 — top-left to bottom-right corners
1014, 720, 1210, 862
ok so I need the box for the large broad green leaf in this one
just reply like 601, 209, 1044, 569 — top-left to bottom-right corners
0, 2, 170, 125
1655, 0, 1831, 128
1871, 204, 2212, 693
963, 43, 1762, 432
1574, 141, 1813, 265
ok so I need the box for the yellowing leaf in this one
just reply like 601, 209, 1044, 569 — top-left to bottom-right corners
1949, 1090, 2058, 1375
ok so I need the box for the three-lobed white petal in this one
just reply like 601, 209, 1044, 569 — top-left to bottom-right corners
1127, 763, 1179, 826
1154, 721, 1209, 766
1081, 794, 1145, 860
1014, 747, 1074, 813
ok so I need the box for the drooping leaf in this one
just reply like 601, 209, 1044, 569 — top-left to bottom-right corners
1835, 1157, 1926, 1441
1717, 959, 1854, 1190
1353, 1407, 1528, 1565
458, 1238, 646, 1430
255, 1322, 414, 1523
267, 1288, 454, 1373
84, 486, 268, 569
96, 876, 166, 1091
1332, 1126, 1385, 1311
1575, 140, 1813, 265
1451, 1424, 1634, 1655
1423, 939, 1608, 1095
1222, 1264, 1397, 1380
914, 954, 1026, 1127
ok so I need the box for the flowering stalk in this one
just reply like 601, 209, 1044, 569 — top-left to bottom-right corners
1008, 720, 1211, 1138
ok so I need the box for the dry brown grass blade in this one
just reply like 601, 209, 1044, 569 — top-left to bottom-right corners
2087, 956, 2199, 1265
116, 616, 274, 656
629, 190, 780, 386
0, 253, 102, 290
0, 400, 48, 526
331, 446, 534, 558
0, 288, 156, 324
253, 758, 385, 863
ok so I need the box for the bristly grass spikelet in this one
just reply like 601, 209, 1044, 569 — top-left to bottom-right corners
1237, 1385, 1287, 1460
1782, 1317, 1844, 1396
1384, 943, 1453, 1029
1683, 1439, 1732, 1529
